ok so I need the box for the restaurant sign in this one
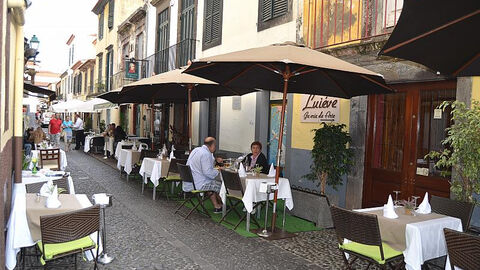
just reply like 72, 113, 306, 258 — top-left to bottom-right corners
125, 60, 139, 80
300, 95, 340, 122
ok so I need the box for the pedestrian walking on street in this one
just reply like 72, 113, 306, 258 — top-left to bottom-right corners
48, 113, 62, 147
62, 115, 73, 152
73, 113, 84, 150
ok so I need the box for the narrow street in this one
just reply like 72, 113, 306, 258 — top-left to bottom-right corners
54, 150, 342, 270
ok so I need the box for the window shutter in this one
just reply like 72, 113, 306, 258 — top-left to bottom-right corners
261, 0, 273, 22
211, 0, 222, 42
108, 0, 114, 29
99, 12, 104, 39
203, 0, 213, 44
272, 0, 288, 18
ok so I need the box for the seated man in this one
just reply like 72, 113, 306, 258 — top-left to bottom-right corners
244, 141, 269, 174
185, 137, 224, 213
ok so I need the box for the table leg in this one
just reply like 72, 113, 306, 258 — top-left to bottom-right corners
141, 175, 145, 194
126, 173, 129, 182
153, 185, 156, 200
246, 212, 250, 232
222, 202, 226, 217
256, 203, 261, 219
282, 199, 287, 229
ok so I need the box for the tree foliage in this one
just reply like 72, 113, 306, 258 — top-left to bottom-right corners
304, 123, 354, 194
426, 101, 480, 203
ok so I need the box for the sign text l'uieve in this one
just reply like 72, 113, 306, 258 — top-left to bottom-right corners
300, 95, 340, 123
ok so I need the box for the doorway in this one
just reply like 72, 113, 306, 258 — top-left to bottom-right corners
268, 102, 287, 167
363, 81, 456, 207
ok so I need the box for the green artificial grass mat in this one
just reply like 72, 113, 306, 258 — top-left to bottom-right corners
182, 197, 321, 237
139, 179, 321, 237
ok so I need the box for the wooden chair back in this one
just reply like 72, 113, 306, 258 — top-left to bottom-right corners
39, 149, 61, 171
25, 177, 70, 194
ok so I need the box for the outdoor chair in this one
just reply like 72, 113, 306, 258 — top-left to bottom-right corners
90, 137, 104, 154
330, 205, 404, 270
121, 144, 133, 150
160, 159, 187, 200
133, 150, 158, 185
138, 138, 151, 146
219, 170, 260, 230
443, 228, 480, 270
174, 164, 210, 219
430, 195, 474, 232
35, 205, 100, 269
39, 149, 61, 171
25, 177, 70, 194
422, 195, 475, 269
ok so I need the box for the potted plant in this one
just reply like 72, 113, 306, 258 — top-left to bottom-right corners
400, 199, 416, 216
304, 123, 354, 195
426, 101, 480, 203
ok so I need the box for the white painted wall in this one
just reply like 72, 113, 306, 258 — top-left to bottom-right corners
194, 0, 298, 153
191, 102, 200, 146
169, 0, 179, 47
145, 3, 157, 56
218, 93, 257, 153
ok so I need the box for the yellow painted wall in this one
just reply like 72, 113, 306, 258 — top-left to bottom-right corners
303, 0, 362, 49
1, 22, 17, 150
290, 94, 350, 150
472, 77, 480, 101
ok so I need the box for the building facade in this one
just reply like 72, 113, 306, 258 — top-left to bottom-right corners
0, 0, 31, 266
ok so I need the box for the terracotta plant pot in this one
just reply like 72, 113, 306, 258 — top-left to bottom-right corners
404, 208, 413, 215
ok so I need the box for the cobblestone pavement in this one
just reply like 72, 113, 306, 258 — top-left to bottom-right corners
19, 150, 396, 270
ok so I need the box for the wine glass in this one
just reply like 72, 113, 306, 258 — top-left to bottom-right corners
412, 195, 421, 208
393, 190, 401, 205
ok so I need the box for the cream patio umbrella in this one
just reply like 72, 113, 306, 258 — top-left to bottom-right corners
184, 42, 394, 236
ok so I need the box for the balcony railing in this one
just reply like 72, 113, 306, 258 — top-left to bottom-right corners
140, 38, 196, 79
110, 71, 138, 91
304, 0, 403, 49
94, 80, 106, 95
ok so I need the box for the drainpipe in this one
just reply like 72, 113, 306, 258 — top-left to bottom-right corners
8, 0, 27, 183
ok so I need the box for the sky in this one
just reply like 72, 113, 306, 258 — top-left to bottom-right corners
24, 0, 98, 73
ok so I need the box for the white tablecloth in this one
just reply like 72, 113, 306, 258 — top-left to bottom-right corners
20, 170, 75, 194
116, 149, 141, 174
114, 141, 133, 159
104, 137, 114, 155
30, 149, 67, 171
5, 181, 96, 270
84, 135, 104, 153
139, 158, 170, 187
219, 173, 294, 213
357, 207, 462, 270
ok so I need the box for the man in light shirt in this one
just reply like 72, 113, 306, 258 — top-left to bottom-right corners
185, 137, 224, 213
73, 113, 84, 150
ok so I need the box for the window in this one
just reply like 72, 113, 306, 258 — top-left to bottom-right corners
203, 0, 223, 50
90, 68, 94, 92
97, 54, 103, 84
156, 8, 169, 74
260, 0, 288, 22
108, 0, 114, 30
71, 44, 75, 64
99, 11, 104, 40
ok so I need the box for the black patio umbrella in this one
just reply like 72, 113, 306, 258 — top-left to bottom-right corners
184, 42, 393, 236
24, 82, 56, 101
380, 0, 480, 76
120, 67, 256, 150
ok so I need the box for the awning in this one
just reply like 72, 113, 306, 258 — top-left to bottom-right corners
24, 82, 56, 101
51, 99, 85, 112
72, 98, 113, 112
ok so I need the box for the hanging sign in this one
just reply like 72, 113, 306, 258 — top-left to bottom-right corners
125, 60, 139, 80
300, 95, 340, 122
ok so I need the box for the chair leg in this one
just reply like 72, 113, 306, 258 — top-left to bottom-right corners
74, 253, 77, 270
341, 252, 352, 270
175, 197, 191, 214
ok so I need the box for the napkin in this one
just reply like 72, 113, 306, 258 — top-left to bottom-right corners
383, 195, 398, 219
45, 185, 61, 208
93, 193, 110, 205
39, 180, 54, 197
171, 145, 176, 152
169, 150, 176, 160
416, 192, 432, 214
267, 163, 276, 177
238, 163, 247, 177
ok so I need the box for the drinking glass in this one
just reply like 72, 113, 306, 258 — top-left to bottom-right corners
393, 190, 401, 205
412, 196, 421, 208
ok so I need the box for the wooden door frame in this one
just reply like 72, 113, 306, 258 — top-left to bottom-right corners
362, 80, 457, 207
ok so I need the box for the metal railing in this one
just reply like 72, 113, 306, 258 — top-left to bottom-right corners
304, 0, 403, 49
140, 38, 196, 79
110, 71, 138, 91
94, 80, 106, 94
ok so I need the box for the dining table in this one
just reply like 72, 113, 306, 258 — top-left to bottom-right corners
114, 141, 134, 159
5, 177, 100, 270
20, 170, 75, 194
219, 172, 294, 231
139, 158, 171, 200
30, 149, 67, 171
355, 206, 462, 270
116, 148, 141, 176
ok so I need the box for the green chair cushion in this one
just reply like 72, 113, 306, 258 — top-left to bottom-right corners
227, 194, 243, 201
339, 241, 402, 264
164, 175, 182, 181
37, 236, 95, 264
191, 190, 205, 194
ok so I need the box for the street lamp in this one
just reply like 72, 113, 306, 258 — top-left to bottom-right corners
29, 34, 40, 50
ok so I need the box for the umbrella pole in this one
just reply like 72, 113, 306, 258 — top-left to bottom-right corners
187, 84, 193, 151
270, 67, 290, 233
151, 99, 155, 151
